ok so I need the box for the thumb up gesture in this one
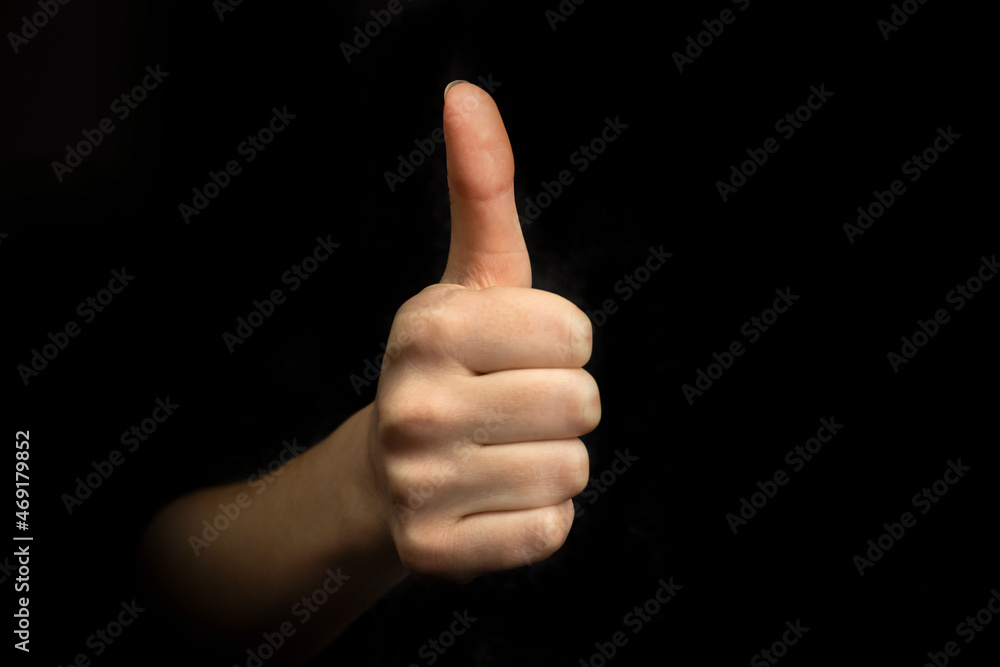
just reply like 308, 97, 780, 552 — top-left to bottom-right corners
368, 82, 601, 583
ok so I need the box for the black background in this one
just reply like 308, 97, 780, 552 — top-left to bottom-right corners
2, 0, 996, 665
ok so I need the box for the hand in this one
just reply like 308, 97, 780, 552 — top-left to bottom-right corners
367, 81, 601, 584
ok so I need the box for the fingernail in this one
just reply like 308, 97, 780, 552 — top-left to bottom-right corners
444, 80, 468, 98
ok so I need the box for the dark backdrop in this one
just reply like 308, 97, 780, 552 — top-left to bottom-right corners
2, 1, 996, 665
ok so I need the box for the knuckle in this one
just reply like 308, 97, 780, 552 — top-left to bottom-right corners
384, 459, 426, 508
377, 390, 452, 450
375, 398, 410, 449
389, 310, 428, 352
384, 453, 461, 517
395, 522, 467, 581
396, 287, 465, 354
420, 306, 453, 344
394, 523, 440, 575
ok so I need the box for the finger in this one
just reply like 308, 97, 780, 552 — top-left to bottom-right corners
375, 368, 599, 453
447, 439, 589, 515
440, 81, 530, 290
453, 500, 576, 576
394, 286, 593, 372
453, 368, 601, 444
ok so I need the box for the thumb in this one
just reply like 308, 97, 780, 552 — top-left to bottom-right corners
440, 81, 531, 289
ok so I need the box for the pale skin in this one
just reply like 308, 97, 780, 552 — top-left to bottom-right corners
139, 81, 601, 664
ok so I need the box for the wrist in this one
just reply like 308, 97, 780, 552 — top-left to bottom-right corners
319, 403, 397, 561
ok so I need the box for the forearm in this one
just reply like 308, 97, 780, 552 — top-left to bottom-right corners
139, 403, 408, 664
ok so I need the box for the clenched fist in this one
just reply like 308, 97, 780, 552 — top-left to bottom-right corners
139, 81, 602, 658
367, 82, 601, 583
